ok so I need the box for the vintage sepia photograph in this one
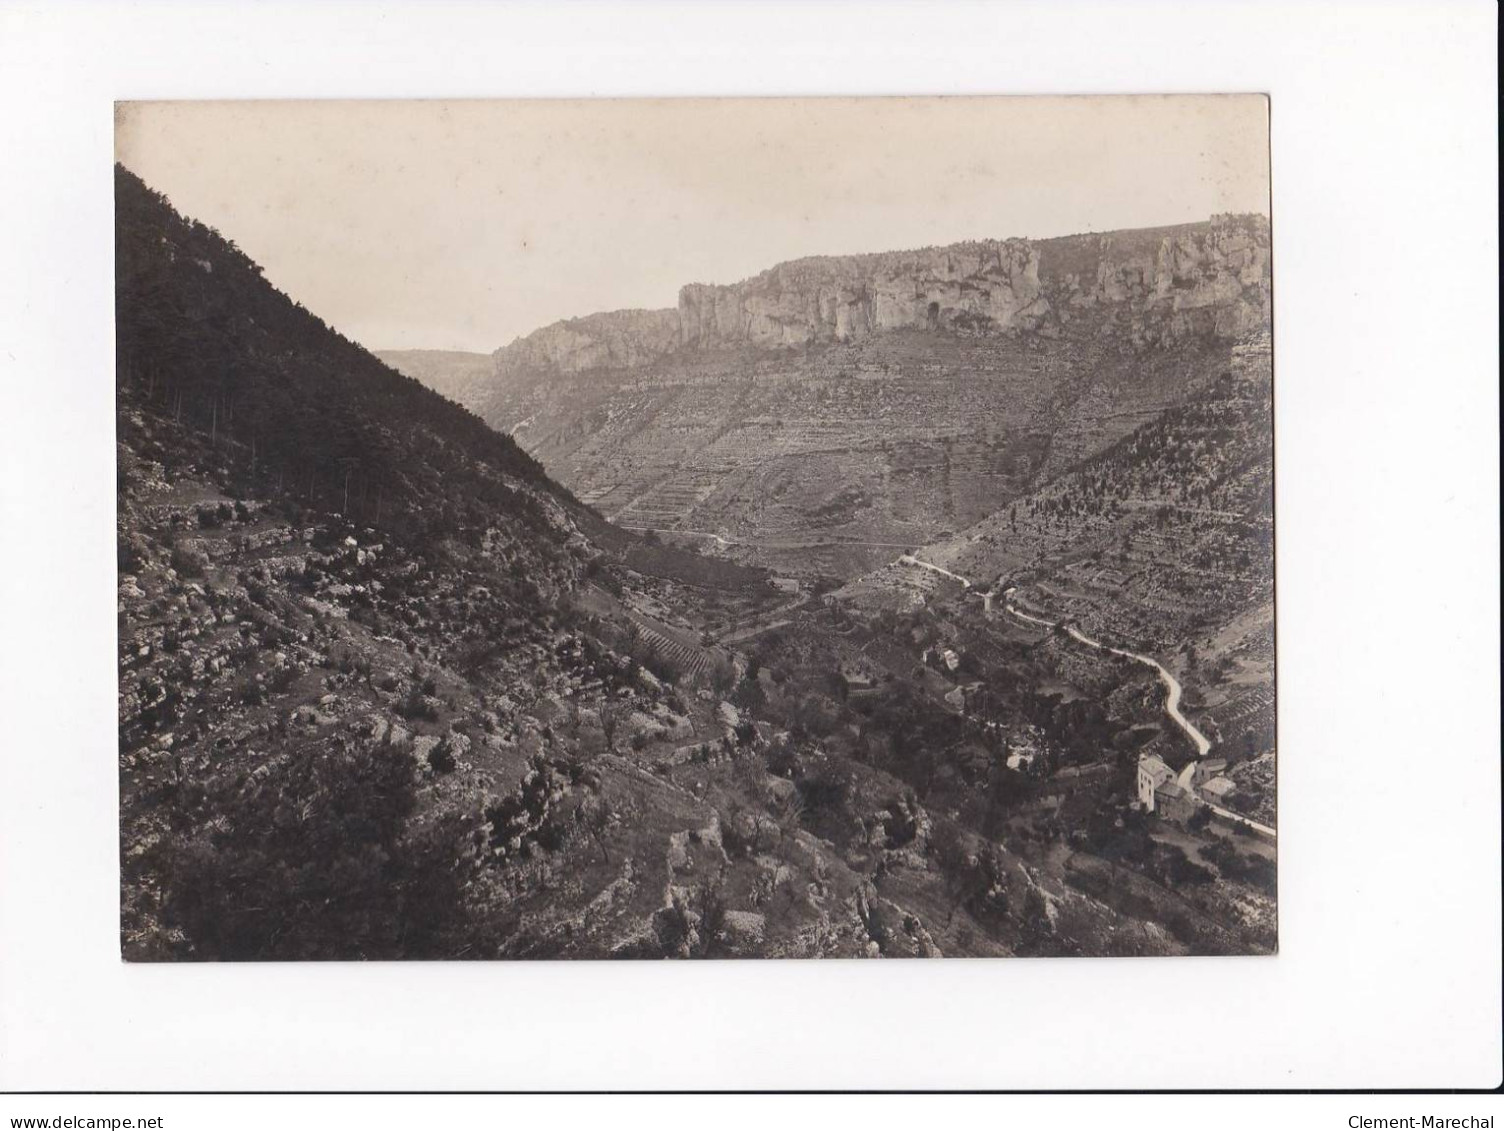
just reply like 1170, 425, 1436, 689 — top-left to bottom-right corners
115, 95, 1275, 961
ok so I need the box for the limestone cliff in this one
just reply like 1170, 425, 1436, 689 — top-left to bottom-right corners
1052, 214, 1272, 345
488, 213, 1270, 381
493, 308, 682, 377
678, 239, 1048, 349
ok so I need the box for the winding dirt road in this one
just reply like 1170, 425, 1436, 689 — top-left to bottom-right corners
897, 554, 972, 589
893, 549, 1212, 757
983, 575, 1274, 839
1003, 602, 1211, 757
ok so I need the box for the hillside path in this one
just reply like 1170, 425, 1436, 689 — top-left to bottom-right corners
897, 553, 972, 589
1003, 601, 1210, 756
894, 552, 1210, 756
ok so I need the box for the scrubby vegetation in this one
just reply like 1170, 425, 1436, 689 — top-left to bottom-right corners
118, 168, 1274, 961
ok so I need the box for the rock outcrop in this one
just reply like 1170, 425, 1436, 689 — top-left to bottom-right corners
493, 308, 682, 381
678, 239, 1048, 350
1059, 214, 1272, 345
462, 214, 1272, 579
486, 214, 1269, 384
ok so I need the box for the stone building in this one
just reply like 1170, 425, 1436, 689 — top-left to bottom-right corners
1137, 754, 1198, 823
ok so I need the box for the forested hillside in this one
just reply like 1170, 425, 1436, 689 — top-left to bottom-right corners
116, 166, 561, 548
116, 164, 607, 958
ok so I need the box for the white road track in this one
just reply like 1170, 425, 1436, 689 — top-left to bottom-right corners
897, 553, 972, 588
898, 555, 1274, 839
1004, 598, 1209, 755
896, 555, 1206, 754
1066, 625, 1212, 758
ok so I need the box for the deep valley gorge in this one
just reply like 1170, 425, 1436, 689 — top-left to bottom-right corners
120, 164, 1275, 962
381, 216, 1270, 578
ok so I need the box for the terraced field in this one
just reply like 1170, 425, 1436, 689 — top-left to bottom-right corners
624, 609, 717, 680
480, 329, 1238, 580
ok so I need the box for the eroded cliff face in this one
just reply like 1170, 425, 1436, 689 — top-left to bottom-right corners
463, 214, 1271, 583
679, 239, 1048, 349
495, 308, 683, 377
489, 214, 1270, 380
1063, 214, 1272, 345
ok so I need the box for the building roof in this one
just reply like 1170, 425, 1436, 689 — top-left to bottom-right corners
1139, 755, 1174, 787
1156, 781, 1190, 800
1201, 776, 1237, 798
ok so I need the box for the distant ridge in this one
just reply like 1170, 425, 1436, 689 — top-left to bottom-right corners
375, 348, 496, 405
482, 213, 1270, 381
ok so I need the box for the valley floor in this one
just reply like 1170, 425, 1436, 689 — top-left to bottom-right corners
119, 417, 1275, 958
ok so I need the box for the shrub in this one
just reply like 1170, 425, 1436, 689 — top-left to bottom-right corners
484, 757, 575, 862
398, 688, 440, 722
170, 542, 209, 577
796, 761, 851, 815
427, 740, 456, 775
118, 535, 146, 573
765, 735, 799, 779
152, 742, 473, 959
1204, 839, 1276, 896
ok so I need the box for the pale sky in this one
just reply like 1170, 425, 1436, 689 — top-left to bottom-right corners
115, 96, 1270, 353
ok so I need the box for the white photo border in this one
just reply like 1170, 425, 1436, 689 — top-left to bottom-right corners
0, 0, 1497, 1092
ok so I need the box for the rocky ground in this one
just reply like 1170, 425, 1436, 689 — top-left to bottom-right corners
119, 402, 1275, 959
118, 167, 1275, 960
